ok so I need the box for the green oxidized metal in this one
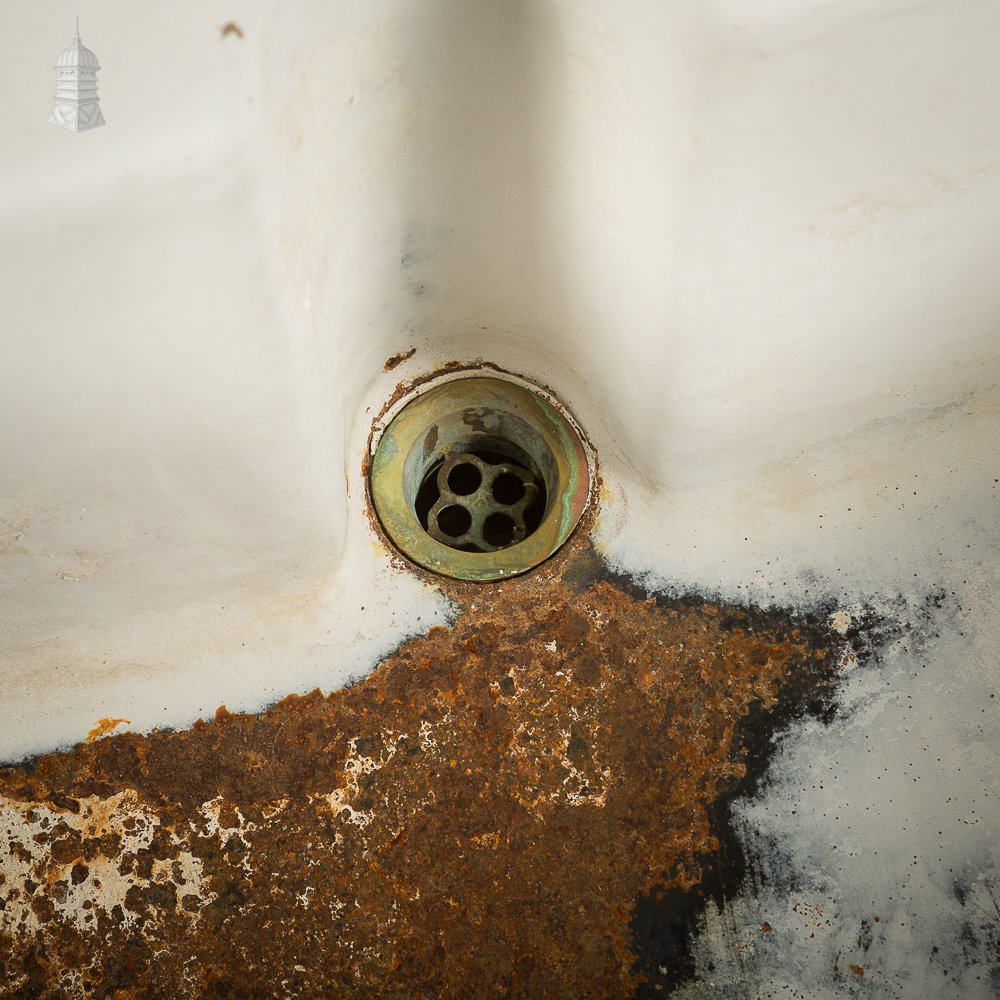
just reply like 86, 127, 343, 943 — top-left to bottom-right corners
370, 376, 591, 582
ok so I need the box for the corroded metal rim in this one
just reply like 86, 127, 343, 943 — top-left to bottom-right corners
369, 375, 591, 581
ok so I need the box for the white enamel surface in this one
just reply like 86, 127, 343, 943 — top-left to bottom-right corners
1, 2, 997, 994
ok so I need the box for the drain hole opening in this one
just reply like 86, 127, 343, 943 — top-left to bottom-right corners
523, 484, 546, 534
436, 505, 472, 538
413, 460, 444, 530
483, 512, 517, 547
371, 375, 590, 580
447, 462, 482, 496
414, 449, 549, 552
492, 472, 526, 505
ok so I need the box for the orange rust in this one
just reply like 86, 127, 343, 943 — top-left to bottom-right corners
85, 718, 130, 743
0, 545, 841, 998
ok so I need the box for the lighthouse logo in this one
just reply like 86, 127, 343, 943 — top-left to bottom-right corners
49, 18, 105, 132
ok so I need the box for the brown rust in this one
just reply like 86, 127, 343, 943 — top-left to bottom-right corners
383, 347, 417, 372
0, 542, 840, 998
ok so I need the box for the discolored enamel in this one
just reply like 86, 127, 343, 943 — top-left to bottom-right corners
0, 538, 845, 999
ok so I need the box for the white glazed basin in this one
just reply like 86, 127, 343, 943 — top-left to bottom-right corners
1, 2, 998, 994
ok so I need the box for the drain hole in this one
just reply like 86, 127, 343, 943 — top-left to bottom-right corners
447, 462, 482, 496
414, 458, 445, 530
437, 505, 471, 538
483, 512, 517, 547
371, 375, 591, 580
492, 472, 526, 505
414, 451, 548, 552
523, 486, 546, 536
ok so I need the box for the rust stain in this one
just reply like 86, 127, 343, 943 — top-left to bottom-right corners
0, 541, 843, 997
220, 22, 244, 40
849, 964, 865, 977
383, 346, 417, 372
85, 718, 130, 743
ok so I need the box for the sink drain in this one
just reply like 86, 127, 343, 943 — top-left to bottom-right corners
369, 375, 591, 581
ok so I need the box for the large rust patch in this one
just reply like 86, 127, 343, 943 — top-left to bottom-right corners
0, 545, 841, 998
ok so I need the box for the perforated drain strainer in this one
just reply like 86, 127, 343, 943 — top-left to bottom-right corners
369, 375, 591, 581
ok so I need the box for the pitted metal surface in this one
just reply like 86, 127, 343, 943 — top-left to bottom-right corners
0, 538, 852, 999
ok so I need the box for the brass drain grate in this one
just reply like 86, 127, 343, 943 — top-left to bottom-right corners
424, 451, 541, 552
369, 375, 591, 581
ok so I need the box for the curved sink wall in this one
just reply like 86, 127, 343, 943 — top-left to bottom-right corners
1, 3, 998, 994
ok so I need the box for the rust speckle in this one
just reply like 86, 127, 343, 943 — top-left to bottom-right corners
384, 346, 416, 372
0, 543, 846, 997
220, 21, 244, 39
85, 718, 130, 743
761, 921, 772, 934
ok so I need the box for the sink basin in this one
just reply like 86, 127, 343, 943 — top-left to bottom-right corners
1, 2, 997, 996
